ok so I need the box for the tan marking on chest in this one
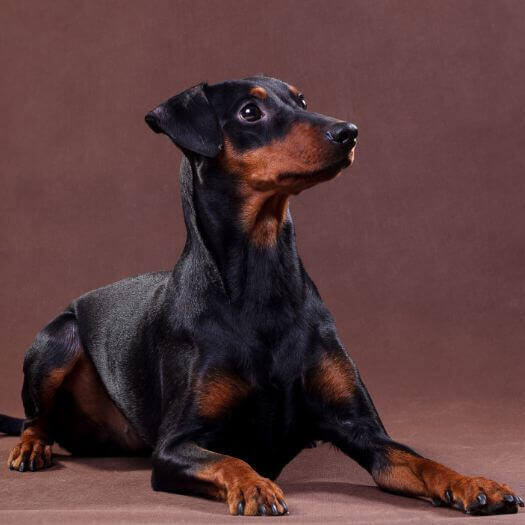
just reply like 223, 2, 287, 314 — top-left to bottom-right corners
198, 374, 251, 418
307, 353, 356, 403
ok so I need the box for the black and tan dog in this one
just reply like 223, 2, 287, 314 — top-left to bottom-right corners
2, 76, 523, 516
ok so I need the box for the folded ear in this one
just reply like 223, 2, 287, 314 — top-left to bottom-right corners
145, 83, 222, 158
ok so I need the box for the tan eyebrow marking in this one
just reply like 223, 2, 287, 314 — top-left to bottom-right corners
250, 86, 268, 99
288, 84, 300, 97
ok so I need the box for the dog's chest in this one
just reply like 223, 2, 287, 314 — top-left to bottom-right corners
198, 367, 306, 427
196, 369, 313, 474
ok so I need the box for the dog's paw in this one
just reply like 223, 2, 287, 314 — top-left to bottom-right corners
227, 475, 288, 516
7, 440, 52, 472
432, 476, 524, 515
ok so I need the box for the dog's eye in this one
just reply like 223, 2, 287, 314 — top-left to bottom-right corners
298, 93, 307, 109
240, 103, 263, 122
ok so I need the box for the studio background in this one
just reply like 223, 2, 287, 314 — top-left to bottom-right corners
1, 1, 524, 523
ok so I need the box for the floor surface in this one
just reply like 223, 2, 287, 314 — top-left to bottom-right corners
1, 397, 524, 524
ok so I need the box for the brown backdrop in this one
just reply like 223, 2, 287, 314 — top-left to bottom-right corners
1, 1, 524, 523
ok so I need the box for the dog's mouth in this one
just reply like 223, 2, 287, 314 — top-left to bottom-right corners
278, 148, 355, 185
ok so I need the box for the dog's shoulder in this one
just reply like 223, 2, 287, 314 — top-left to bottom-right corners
71, 271, 171, 314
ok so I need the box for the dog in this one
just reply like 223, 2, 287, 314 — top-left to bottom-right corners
2, 76, 523, 517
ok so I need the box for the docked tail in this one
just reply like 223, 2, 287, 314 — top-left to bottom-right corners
0, 414, 23, 436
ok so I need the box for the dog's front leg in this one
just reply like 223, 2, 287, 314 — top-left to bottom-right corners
308, 349, 523, 515
151, 440, 288, 516
329, 422, 522, 515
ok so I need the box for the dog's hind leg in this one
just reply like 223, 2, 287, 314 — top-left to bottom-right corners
7, 311, 82, 472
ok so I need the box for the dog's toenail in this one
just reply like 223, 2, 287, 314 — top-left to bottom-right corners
477, 493, 487, 505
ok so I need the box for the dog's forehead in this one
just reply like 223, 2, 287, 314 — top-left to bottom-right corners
243, 76, 298, 98
206, 77, 298, 111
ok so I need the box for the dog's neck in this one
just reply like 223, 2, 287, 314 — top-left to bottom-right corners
178, 156, 305, 304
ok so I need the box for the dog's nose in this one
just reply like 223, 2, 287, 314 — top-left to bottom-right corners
326, 122, 358, 145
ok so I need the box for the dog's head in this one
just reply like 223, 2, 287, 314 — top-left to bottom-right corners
145, 76, 357, 195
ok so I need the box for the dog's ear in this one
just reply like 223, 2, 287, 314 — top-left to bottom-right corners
145, 83, 222, 158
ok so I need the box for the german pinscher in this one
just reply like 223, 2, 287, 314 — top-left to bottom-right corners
2, 76, 523, 517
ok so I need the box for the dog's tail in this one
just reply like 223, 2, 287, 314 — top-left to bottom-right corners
0, 414, 23, 436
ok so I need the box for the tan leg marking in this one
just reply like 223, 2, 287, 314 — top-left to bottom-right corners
7, 357, 80, 472
196, 457, 287, 516
375, 449, 521, 514
7, 422, 52, 471
61, 353, 145, 451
